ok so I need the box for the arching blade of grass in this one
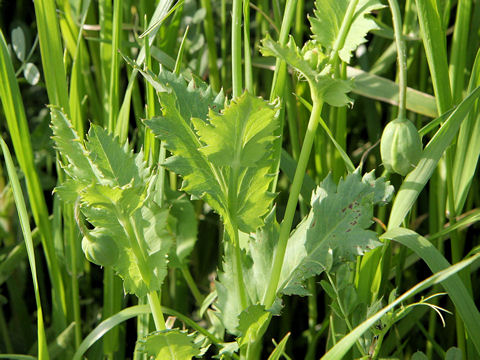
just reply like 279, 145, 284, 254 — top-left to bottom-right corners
388, 85, 480, 229
320, 237, 480, 360
0, 29, 67, 331
0, 137, 49, 360
346, 66, 438, 118
382, 227, 480, 355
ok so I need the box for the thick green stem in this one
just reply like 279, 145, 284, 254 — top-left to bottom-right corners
147, 291, 166, 331
143, 17, 158, 165
329, 0, 359, 65
263, 99, 323, 307
388, 0, 407, 119
220, 0, 228, 87
232, 0, 243, 98
67, 210, 82, 348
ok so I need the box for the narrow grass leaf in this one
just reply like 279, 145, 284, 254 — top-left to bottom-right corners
0, 29, 67, 330
347, 66, 438, 118
452, 49, 480, 213
0, 137, 49, 360
73, 305, 222, 360
382, 227, 480, 354
33, 0, 70, 111
116, 0, 176, 141
415, 0, 452, 113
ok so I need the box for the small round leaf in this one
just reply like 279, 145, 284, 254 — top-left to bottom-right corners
11, 27, 26, 61
24, 63, 40, 85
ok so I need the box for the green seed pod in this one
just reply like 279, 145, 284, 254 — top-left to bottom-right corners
380, 117, 422, 176
81, 234, 119, 267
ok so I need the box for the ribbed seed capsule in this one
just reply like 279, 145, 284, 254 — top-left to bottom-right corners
380, 117, 422, 176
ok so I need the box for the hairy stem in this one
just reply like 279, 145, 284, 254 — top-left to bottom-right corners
232, 0, 243, 98
388, 0, 407, 119
263, 98, 323, 307
329, 0, 359, 65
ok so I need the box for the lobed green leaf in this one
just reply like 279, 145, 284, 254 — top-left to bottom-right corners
310, 0, 385, 63
279, 171, 393, 296
145, 73, 280, 234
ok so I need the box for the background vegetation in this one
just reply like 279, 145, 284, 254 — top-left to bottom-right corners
0, 0, 479, 359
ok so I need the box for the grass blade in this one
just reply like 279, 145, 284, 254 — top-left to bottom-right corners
0, 137, 50, 360
415, 0, 452, 113
382, 227, 480, 355
452, 49, 480, 213
346, 66, 437, 118
0, 29, 67, 330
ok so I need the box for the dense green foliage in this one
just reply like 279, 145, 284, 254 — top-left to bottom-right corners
1, 0, 480, 359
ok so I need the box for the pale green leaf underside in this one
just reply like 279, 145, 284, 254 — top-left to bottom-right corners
310, 0, 385, 63
80, 200, 172, 297
145, 91, 228, 219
